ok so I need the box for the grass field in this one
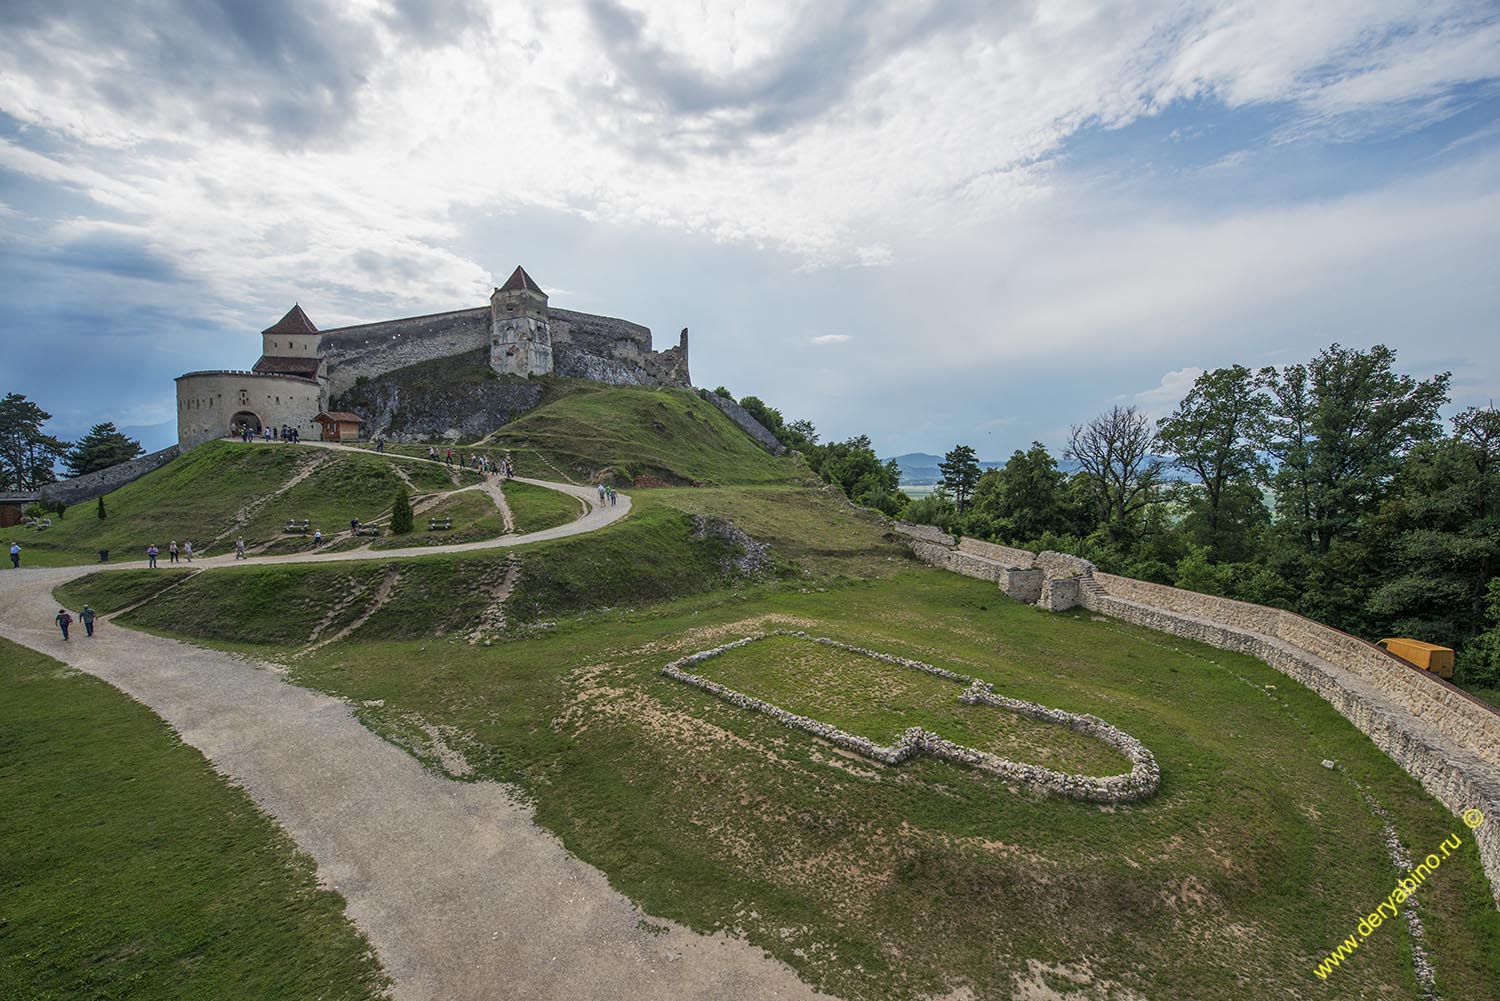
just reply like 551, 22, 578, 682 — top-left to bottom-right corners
65, 537, 1500, 1000
371, 488, 507, 549
0, 638, 388, 1000
503, 478, 584, 534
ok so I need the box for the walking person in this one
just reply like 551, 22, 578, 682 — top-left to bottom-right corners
9, 541, 19, 569
80, 604, 96, 637
609, 485, 617, 507
313, 529, 323, 547
235, 536, 246, 560
169, 540, 178, 563
597, 483, 606, 504
183, 540, 194, 562
55, 608, 72, 641
147, 544, 159, 568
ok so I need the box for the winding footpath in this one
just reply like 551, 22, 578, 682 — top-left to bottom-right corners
0, 450, 828, 1001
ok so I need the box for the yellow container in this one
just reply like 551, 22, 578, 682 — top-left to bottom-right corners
1377, 638, 1455, 679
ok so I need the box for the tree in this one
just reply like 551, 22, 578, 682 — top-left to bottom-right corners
737, 396, 785, 438
1157, 365, 1266, 559
939, 445, 981, 512
64, 422, 143, 477
1457, 578, 1500, 690
1366, 406, 1500, 643
97, 495, 107, 520
970, 442, 1068, 541
818, 435, 903, 515
1260, 344, 1449, 554
0, 393, 69, 491
1066, 405, 1164, 541
787, 419, 819, 446
390, 485, 413, 535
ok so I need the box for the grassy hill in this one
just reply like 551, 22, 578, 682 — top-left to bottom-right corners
484, 385, 804, 486
14, 441, 480, 566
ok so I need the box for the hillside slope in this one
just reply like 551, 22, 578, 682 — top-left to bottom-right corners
486, 385, 804, 486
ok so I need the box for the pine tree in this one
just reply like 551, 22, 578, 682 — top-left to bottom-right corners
939, 444, 982, 512
390, 485, 413, 535
97, 495, 107, 520
64, 422, 143, 477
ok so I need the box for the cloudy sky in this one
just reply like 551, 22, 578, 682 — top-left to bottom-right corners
2, 0, 1497, 457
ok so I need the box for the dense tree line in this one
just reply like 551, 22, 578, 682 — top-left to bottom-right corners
832, 345, 1496, 694
0, 392, 142, 491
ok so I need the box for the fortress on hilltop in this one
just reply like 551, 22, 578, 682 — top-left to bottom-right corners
175, 266, 692, 450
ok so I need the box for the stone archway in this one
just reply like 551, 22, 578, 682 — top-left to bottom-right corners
230, 410, 263, 437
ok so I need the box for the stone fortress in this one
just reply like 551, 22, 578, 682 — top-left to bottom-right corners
175, 266, 692, 450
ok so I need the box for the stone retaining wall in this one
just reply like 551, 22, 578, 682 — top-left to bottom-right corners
40, 446, 180, 507
899, 531, 1500, 904
892, 521, 956, 546
703, 393, 786, 454
957, 537, 1036, 568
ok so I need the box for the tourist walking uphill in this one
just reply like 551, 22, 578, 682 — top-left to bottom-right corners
9, 541, 18, 568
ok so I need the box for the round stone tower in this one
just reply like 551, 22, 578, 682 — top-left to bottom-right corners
489, 265, 553, 377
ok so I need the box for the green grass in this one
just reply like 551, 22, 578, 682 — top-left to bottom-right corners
503, 479, 583, 534
370, 488, 507, 549
0, 638, 388, 1000
693, 632, 1131, 776
85, 559, 1500, 999
54, 568, 195, 614
12, 441, 478, 565
486, 385, 804, 486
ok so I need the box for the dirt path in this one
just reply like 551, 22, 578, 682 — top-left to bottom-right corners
0, 458, 831, 1001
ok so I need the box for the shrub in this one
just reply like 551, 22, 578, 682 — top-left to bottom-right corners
390, 486, 413, 535
97, 496, 106, 520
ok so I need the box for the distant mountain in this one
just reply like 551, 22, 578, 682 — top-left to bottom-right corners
887, 452, 1003, 486
887, 450, 1191, 486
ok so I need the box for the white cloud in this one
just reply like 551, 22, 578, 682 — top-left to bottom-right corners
810, 333, 851, 345
1126, 368, 1206, 419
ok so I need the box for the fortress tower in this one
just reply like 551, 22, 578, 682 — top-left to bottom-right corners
489, 266, 553, 377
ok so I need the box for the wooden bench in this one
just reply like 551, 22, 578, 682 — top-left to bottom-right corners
284, 519, 311, 534
28, 517, 52, 530
428, 517, 453, 531
354, 525, 381, 537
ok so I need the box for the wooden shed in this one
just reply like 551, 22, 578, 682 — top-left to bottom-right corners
314, 411, 364, 443
1377, 638, 1456, 679
0, 491, 41, 529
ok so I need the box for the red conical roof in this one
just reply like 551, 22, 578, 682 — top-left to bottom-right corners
498, 266, 544, 295
261, 303, 319, 336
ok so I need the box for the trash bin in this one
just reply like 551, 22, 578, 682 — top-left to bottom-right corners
98, 549, 109, 562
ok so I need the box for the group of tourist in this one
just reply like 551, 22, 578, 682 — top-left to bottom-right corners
234, 424, 302, 443
53, 604, 96, 640
431, 446, 515, 480
595, 483, 618, 507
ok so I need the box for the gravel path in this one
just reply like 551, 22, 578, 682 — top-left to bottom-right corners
0, 466, 831, 1001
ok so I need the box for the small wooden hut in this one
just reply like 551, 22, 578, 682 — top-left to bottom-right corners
314, 411, 364, 443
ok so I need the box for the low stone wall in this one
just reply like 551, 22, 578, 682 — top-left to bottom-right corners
957, 537, 1035, 568
662, 630, 1160, 803
1039, 576, 1080, 612
40, 446, 180, 507
893, 521, 956, 546
999, 567, 1043, 604
703, 393, 786, 454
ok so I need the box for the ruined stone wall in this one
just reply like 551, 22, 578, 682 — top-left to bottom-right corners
549, 309, 690, 386
704, 393, 786, 454
319, 308, 490, 399
40, 445, 180, 507
957, 537, 1037, 568
331, 349, 544, 442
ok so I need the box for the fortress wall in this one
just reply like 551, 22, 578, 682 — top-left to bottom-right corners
549, 308, 652, 363
175, 372, 322, 450
1089, 572, 1500, 769
1085, 587, 1500, 904
957, 537, 1037, 568
40, 445, 180, 507
320, 308, 490, 398
905, 533, 1500, 903
704, 393, 786, 454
